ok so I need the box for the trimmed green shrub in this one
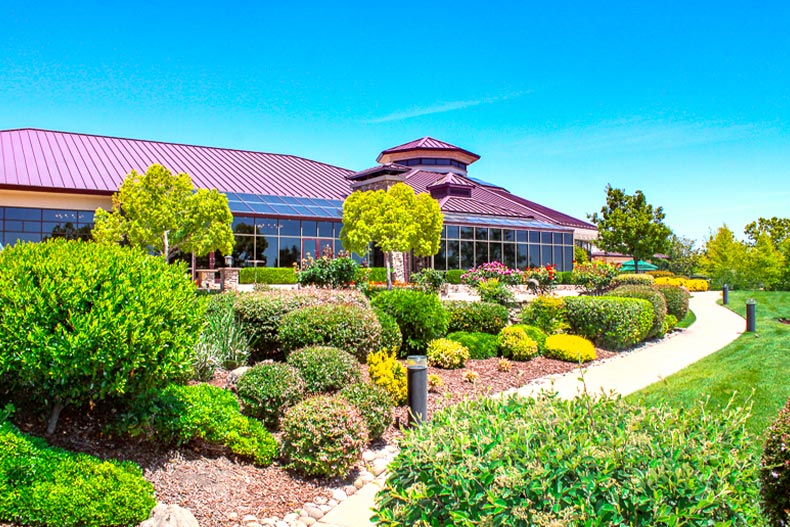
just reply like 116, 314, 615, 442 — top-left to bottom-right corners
663, 313, 678, 334
443, 301, 510, 335
0, 421, 155, 527
564, 296, 653, 350
374, 393, 762, 526
446, 332, 499, 360
612, 273, 655, 287
519, 295, 568, 334
761, 397, 790, 526
340, 382, 393, 440
277, 304, 382, 361
545, 334, 596, 363
374, 308, 402, 352
556, 271, 574, 284
572, 261, 620, 295
426, 338, 470, 369
497, 326, 539, 361
607, 285, 668, 338
193, 292, 251, 381
365, 267, 388, 283
236, 363, 305, 429
510, 324, 548, 352
0, 239, 203, 434
286, 346, 361, 394
475, 279, 515, 306
445, 269, 464, 284
367, 348, 407, 406
647, 270, 675, 278
239, 267, 297, 285
655, 283, 690, 320
117, 383, 277, 467
297, 255, 359, 288
234, 288, 369, 358
371, 290, 449, 355
412, 268, 447, 294
281, 395, 368, 478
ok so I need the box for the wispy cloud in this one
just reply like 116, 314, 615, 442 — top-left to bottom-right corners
515, 117, 774, 156
366, 92, 528, 124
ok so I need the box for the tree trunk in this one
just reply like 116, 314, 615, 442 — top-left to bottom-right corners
46, 400, 65, 435
163, 230, 170, 262
633, 257, 640, 274
385, 252, 393, 290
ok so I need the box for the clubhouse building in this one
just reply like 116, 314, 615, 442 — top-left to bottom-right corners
0, 129, 596, 274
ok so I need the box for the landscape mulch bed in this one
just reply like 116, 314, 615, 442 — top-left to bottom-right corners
10, 351, 616, 527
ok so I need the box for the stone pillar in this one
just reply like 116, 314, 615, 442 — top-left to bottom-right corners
220, 268, 240, 292
391, 252, 406, 283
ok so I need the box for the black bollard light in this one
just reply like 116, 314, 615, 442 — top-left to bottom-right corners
722, 284, 729, 305
746, 298, 757, 332
406, 355, 428, 426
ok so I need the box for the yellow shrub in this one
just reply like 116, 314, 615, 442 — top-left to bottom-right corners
544, 334, 596, 363
366, 348, 407, 405
654, 277, 709, 292
427, 338, 470, 369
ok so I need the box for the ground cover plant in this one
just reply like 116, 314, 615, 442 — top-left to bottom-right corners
0, 416, 155, 527
631, 291, 790, 438
0, 239, 204, 434
374, 392, 762, 526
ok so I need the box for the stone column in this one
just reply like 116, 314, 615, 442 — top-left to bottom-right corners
220, 267, 240, 292
391, 252, 406, 283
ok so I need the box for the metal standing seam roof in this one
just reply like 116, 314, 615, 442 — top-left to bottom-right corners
0, 128, 353, 200
379, 136, 481, 161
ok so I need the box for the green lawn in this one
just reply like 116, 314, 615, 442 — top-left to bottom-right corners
676, 308, 696, 329
629, 290, 790, 439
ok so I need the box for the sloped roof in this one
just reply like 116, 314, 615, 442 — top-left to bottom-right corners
487, 187, 597, 230
0, 128, 353, 200
426, 172, 474, 188
380, 136, 480, 160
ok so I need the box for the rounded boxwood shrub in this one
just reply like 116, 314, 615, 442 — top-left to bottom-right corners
374, 307, 402, 352
607, 285, 668, 338
655, 283, 690, 321
442, 301, 510, 335
563, 296, 653, 350
374, 393, 762, 526
116, 383, 278, 467
233, 288, 370, 359
340, 382, 393, 440
611, 273, 655, 287
510, 324, 548, 352
544, 334, 596, 363
281, 395, 368, 478
278, 304, 382, 361
371, 290, 449, 355
237, 363, 306, 428
0, 421, 156, 527
761, 397, 790, 526
519, 295, 568, 334
0, 239, 204, 433
286, 346, 361, 394
497, 326, 539, 361
446, 331, 499, 360
426, 338, 470, 369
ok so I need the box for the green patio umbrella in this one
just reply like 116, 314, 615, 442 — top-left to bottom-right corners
619, 259, 658, 272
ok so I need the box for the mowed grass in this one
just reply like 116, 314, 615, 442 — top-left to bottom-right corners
629, 290, 790, 439
676, 308, 696, 329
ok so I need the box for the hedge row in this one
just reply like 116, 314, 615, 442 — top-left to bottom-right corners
239, 267, 298, 284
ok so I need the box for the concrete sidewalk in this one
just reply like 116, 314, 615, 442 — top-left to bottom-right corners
315, 291, 744, 527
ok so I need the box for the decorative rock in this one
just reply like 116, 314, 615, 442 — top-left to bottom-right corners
370, 458, 388, 477
313, 496, 328, 505
292, 522, 307, 527
386, 445, 398, 453
362, 450, 376, 462
331, 489, 348, 502
283, 513, 299, 523
353, 478, 365, 489
275, 522, 290, 527
302, 518, 316, 526
139, 504, 199, 527
303, 505, 324, 520
318, 504, 331, 513
248, 523, 263, 527
228, 513, 239, 521
260, 519, 277, 526
225, 366, 251, 390
327, 499, 338, 507
343, 485, 357, 496
242, 515, 259, 524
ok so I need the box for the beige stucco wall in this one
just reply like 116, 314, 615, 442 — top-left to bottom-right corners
0, 189, 112, 211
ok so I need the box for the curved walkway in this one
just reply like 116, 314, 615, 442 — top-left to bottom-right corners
316, 291, 744, 527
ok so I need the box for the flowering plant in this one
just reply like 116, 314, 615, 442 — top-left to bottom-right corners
572, 260, 620, 295
461, 261, 523, 286
523, 264, 557, 293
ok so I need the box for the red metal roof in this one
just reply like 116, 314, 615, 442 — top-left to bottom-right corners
426, 173, 473, 188
380, 136, 481, 160
487, 187, 597, 230
0, 128, 353, 200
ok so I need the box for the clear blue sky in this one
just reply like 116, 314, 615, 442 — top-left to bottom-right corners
2, 1, 788, 244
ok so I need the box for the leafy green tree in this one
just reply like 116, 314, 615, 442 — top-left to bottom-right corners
664, 234, 700, 276
699, 225, 748, 289
340, 183, 443, 289
744, 217, 790, 247
742, 234, 785, 290
92, 164, 234, 261
588, 185, 671, 273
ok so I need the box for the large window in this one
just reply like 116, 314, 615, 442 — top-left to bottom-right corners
435, 223, 575, 272
1, 207, 95, 246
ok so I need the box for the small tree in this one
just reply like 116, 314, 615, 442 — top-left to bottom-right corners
665, 233, 700, 276
698, 225, 747, 289
92, 164, 234, 262
588, 185, 671, 273
340, 183, 443, 289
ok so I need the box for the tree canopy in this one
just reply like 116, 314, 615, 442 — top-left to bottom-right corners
92, 164, 235, 261
340, 183, 443, 288
588, 185, 671, 273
